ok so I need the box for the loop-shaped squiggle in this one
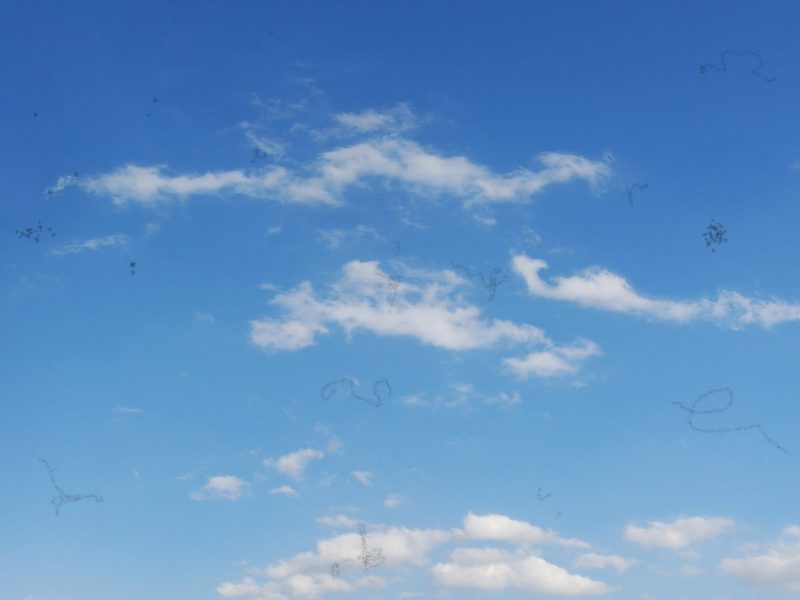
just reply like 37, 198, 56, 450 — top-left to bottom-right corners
672, 388, 790, 454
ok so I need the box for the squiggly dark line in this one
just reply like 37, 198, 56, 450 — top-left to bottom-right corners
321, 377, 391, 408
331, 523, 385, 577
450, 259, 508, 302
699, 50, 776, 82
672, 387, 789, 454
624, 182, 649, 206
39, 458, 104, 517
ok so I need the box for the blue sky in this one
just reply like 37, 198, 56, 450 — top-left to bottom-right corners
3, 1, 800, 598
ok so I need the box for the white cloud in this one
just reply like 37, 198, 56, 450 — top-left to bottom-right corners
219, 512, 606, 599
111, 406, 141, 415
514, 255, 800, 329
575, 552, 637, 573
432, 547, 610, 596
50, 233, 129, 256
269, 485, 299, 498
195, 312, 216, 324
384, 493, 403, 508
624, 516, 734, 549
721, 536, 800, 593
351, 471, 372, 486
265, 448, 324, 481
503, 340, 601, 378
53, 103, 609, 211
316, 515, 361, 529
250, 259, 596, 377
190, 475, 249, 501
462, 513, 590, 548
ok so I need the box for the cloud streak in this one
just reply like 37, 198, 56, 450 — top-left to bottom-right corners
514, 255, 800, 329
51, 104, 609, 212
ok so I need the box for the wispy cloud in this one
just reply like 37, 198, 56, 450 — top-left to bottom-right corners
316, 224, 383, 249
50, 234, 129, 256
51, 103, 609, 212
514, 255, 800, 329
351, 471, 372, 486
624, 516, 734, 549
112, 406, 142, 415
574, 552, 637, 573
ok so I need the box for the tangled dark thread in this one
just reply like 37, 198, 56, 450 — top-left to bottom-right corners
703, 219, 727, 252
672, 387, 790, 454
39, 458, 104, 517
129, 260, 137, 275
331, 523, 385, 578
450, 259, 508, 302
16, 221, 55, 242
321, 378, 391, 408
379, 272, 402, 311
537, 487, 552, 501
624, 182, 649, 206
699, 50, 776, 82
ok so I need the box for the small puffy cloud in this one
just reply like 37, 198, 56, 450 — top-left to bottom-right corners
351, 471, 372, 486
384, 493, 403, 508
316, 514, 361, 528
513, 255, 800, 329
269, 485, 299, 498
575, 552, 637, 573
195, 312, 216, 324
265, 448, 324, 480
50, 233, 129, 256
462, 513, 590, 548
624, 516, 734, 549
432, 547, 610, 596
720, 535, 800, 593
190, 475, 249, 501
503, 340, 601, 378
